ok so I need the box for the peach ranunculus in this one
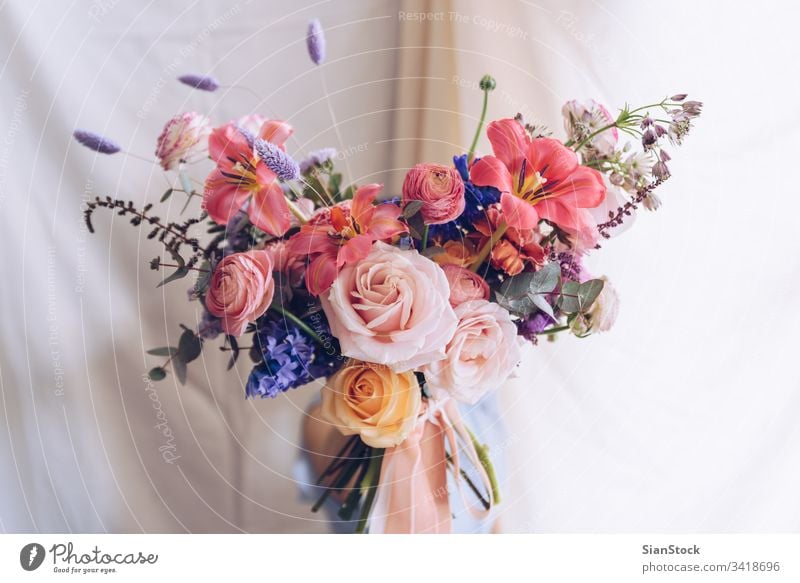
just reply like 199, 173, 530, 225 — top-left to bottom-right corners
402, 163, 465, 224
205, 250, 274, 336
321, 241, 458, 372
441, 265, 489, 306
421, 299, 522, 405
320, 360, 422, 448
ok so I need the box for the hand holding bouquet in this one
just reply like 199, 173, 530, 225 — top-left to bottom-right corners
74, 19, 701, 533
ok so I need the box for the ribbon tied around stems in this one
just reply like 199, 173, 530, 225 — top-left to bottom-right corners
367, 398, 494, 533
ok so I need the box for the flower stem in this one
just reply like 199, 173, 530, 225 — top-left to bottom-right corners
268, 305, 323, 345
355, 449, 384, 534
467, 426, 500, 505
467, 88, 491, 164
421, 224, 430, 250
469, 220, 508, 271
285, 197, 309, 224
537, 324, 570, 335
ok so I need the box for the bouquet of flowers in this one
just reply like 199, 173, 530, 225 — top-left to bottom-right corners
74, 19, 701, 533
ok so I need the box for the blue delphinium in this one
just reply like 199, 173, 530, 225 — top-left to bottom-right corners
428, 154, 501, 241
246, 316, 341, 398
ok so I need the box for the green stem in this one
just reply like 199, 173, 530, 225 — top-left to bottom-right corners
285, 197, 309, 224
466, 427, 500, 505
537, 324, 570, 335
268, 305, 323, 345
355, 449, 384, 534
573, 121, 618, 152
469, 220, 508, 272
467, 89, 490, 164
420, 224, 430, 250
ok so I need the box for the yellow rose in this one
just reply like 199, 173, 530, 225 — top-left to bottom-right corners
320, 360, 422, 448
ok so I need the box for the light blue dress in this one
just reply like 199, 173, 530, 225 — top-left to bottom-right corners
295, 394, 507, 533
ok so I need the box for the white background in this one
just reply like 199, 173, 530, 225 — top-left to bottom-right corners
1, 0, 798, 533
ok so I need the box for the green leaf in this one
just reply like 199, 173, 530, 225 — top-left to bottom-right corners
147, 347, 178, 357
529, 294, 555, 320
340, 185, 355, 201
192, 261, 212, 296
558, 279, 605, 314
157, 267, 189, 287
558, 281, 582, 314
402, 200, 423, 219
173, 358, 187, 385
148, 367, 167, 381
578, 279, 604, 309
329, 173, 342, 197
529, 262, 560, 294
160, 188, 173, 203
226, 335, 240, 370
405, 210, 426, 241
178, 328, 202, 363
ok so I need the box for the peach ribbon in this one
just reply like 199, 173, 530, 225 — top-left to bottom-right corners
367, 399, 494, 534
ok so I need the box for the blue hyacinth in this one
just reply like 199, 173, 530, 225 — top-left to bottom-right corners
246, 316, 341, 399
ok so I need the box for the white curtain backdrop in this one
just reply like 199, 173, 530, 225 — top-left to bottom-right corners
1, 0, 798, 533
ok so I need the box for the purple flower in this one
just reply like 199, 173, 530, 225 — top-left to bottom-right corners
177, 74, 219, 92
72, 130, 121, 154
246, 317, 341, 398
299, 147, 337, 173
254, 138, 300, 180
306, 19, 326, 65
518, 312, 555, 341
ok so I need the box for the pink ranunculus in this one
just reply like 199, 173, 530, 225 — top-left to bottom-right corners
421, 299, 522, 405
205, 250, 275, 337
402, 163, 465, 224
470, 118, 606, 242
441, 265, 489, 307
321, 241, 458, 372
155, 112, 211, 171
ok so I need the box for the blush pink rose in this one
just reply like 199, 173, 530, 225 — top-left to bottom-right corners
402, 163, 465, 224
441, 265, 490, 307
321, 241, 458, 372
205, 250, 275, 336
421, 299, 522, 404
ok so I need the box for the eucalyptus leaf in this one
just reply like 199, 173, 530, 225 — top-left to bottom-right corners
579, 279, 605, 308
226, 335, 240, 370
529, 262, 560, 294
147, 347, 178, 357
178, 329, 202, 363
402, 200, 423, 219
529, 294, 555, 320
160, 188, 173, 203
558, 281, 582, 314
157, 267, 189, 288
173, 358, 187, 385
148, 367, 167, 381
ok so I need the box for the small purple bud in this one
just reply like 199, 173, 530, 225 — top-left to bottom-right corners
254, 138, 300, 181
641, 128, 657, 149
682, 100, 703, 117
72, 129, 121, 154
655, 124, 667, 137
670, 93, 688, 102
177, 74, 219, 92
306, 19, 326, 65
640, 115, 654, 129
660, 149, 671, 162
652, 161, 670, 180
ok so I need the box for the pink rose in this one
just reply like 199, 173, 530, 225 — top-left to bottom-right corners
321, 241, 458, 372
155, 112, 210, 171
205, 250, 275, 336
421, 299, 522, 404
402, 163, 465, 224
441, 265, 489, 306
